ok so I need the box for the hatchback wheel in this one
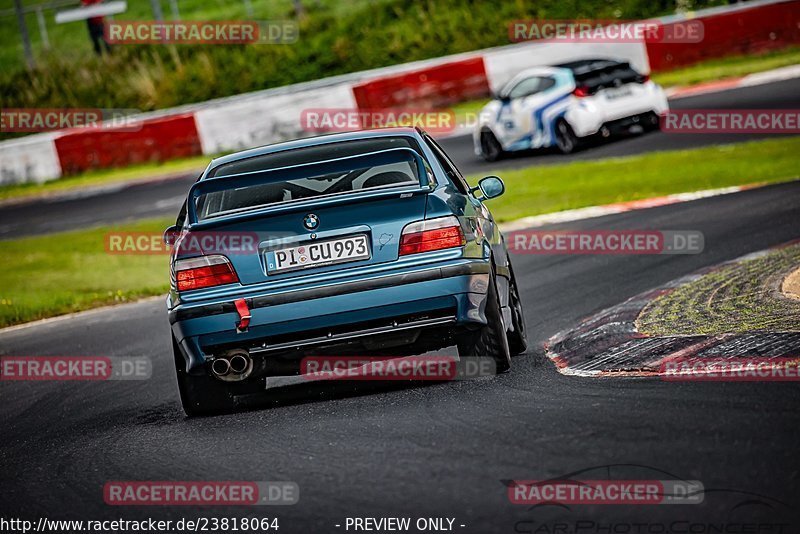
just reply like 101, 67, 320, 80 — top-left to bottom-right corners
480, 130, 504, 162
506, 261, 528, 355
645, 111, 661, 132
457, 267, 511, 373
554, 119, 578, 154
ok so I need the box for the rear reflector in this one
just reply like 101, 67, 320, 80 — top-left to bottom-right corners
175, 255, 239, 291
399, 216, 466, 256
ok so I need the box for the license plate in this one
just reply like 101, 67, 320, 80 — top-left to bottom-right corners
604, 87, 632, 100
267, 235, 370, 274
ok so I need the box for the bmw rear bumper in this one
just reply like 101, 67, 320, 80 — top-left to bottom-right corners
169, 259, 492, 372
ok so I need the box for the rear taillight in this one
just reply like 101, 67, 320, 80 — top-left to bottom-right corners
399, 216, 466, 256
174, 255, 239, 292
572, 86, 589, 97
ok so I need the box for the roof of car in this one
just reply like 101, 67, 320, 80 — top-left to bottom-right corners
508, 65, 567, 78
208, 127, 421, 171
554, 58, 627, 75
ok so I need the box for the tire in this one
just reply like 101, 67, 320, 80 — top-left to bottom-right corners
645, 111, 661, 132
480, 130, 504, 162
554, 118, 579, 154
457, 266, 512, 373
506, 261, 528, 356
173, 335, 235, 416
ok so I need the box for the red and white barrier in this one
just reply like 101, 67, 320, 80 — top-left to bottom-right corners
0, 0, 796, 185
352, 57, 490, 110
54, 113, 201, 175
194, 83, 356, 155
0, 134, 62, 186
646, 0, 800, 71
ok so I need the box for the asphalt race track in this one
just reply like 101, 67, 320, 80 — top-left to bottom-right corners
2, 181, 799, 531
1, 77, 799, 239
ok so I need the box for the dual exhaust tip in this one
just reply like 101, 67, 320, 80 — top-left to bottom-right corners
211, 349, 252, 381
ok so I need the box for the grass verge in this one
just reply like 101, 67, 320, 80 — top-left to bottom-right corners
1, 136, 798, 328
652, 46, 800, 88
475, 137, 800, 222
636, 243, 800, 335
0, 218, 171, 327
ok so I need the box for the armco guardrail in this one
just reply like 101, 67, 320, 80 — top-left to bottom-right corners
0, 0, 797, 185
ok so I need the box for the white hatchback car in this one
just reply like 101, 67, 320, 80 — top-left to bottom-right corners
473, 58, 669, 161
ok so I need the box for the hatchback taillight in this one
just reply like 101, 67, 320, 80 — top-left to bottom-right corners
399, 216, 466, 256
174, 255, 239, 291
572, 86, 590, 97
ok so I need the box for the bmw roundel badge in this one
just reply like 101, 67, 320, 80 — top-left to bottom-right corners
303, 213, 319, 231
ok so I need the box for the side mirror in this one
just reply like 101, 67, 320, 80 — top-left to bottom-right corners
163, 225, 180, 246
476, 176, 505, 200
491, 90, 510, 103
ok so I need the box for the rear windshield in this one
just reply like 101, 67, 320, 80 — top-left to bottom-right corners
562, 60, 644, 94
208, 136, 423, 177
197, 138, 426, 220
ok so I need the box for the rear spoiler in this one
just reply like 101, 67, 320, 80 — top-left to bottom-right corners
572, 61, 633, 82
187, 148, 430, 225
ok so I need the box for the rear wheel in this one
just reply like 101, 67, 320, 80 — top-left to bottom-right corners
480, 130, 504, 162
457, 267, 511, 373
506, 261, 528, 355
173, 335, 235, 416
554, 118, 578, 154
645, 111, 661, 132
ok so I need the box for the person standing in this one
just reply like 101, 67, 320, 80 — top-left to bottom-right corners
81, 0, 111, 55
